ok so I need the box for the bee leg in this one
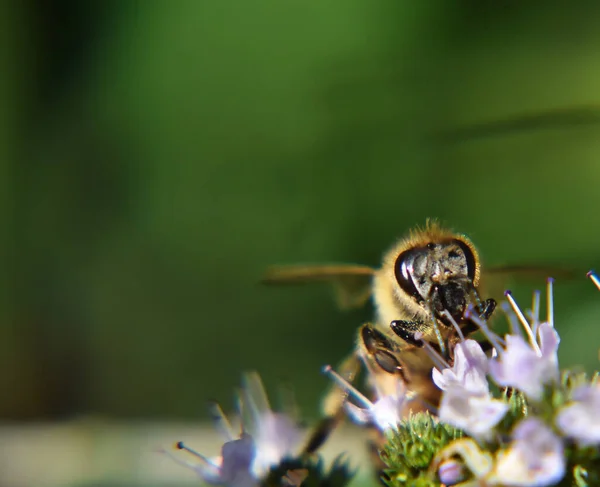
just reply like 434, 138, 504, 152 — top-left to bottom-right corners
301, 410, 345, 455
389, 320, 424, 348
360, 324, 408, 382
480, 298, 497, 320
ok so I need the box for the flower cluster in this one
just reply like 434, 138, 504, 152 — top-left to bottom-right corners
164, 273, 600, 487
161, 372, 354, 487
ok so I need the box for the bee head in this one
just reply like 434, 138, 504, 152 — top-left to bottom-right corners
393, 238, 479, 323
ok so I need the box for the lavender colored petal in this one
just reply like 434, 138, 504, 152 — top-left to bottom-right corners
556, 384, 600, 446
492, 418, 565, 486
219, 434, 258, 487
439, 387, 508, 438
489, 335, 545, 400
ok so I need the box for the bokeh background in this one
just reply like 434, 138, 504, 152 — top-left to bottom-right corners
3, 1, 600, 485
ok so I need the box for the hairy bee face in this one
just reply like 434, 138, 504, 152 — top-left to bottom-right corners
394, 239, 477, 324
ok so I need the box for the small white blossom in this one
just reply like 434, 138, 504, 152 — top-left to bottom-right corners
491, 418, 565, 486
323, 364, 409, 432
438, 385, 509, 439
432, 339, 490, 395
556, 382, 600, 446
489, 322, 560, 401
345, 388, 407, 431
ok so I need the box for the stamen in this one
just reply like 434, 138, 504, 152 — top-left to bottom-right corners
546, 277, 555, 328
322, 365, 373, 409
505, 291, 541, 355
279, 382, 300, 420
176, 441, 216, 466
441, 310, 464, 341
235, 389, 248, 435
587, 270, 600, 291
159, 448, 203, 470
500, 302, 523, 338
464, 310, 505, 355
208, 401, 236, 441
531, 290, 541, 336
242, 373, 270, 429
243, 372, 271, 413
414, 332, 451, 371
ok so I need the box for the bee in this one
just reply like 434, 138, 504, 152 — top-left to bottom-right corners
262, 221, 565, 459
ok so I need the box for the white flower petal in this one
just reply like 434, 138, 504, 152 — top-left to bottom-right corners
439, 387, 508, 438
252, 413, 302, 476
343, 380, 408, 432
433, 340, 489, 395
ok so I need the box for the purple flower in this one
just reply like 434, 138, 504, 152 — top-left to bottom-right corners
491, 418, 565, 486
250, 412, 302, 475
556, 383, 600, 446
163, 372, 303, 485
432, 339, 489, 395
163, 436, 257, 487
438, 385, 509, 439
437, 458, 465, 485
489, 322, 560, 401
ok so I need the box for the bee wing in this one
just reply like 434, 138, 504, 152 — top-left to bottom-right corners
485, 264, 576, 280
261, 264, 375, 310
480, 264, 577, 310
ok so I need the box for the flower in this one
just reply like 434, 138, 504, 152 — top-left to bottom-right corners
488, 284, 560, 401
173, 434, 258, 487
556, 382, 600, 446
438, 385, 509, 439
323, 364, 409, 432
437, 458, 465, 485
432, 339, 490, 395
163, 372, 303, 486
490, 418, 565, 486
433, 419, 566, 487
489, 322, 560, 401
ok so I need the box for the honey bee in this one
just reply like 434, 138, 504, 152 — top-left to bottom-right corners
262, 220, 565, 457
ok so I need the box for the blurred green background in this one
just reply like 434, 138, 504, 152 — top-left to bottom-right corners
4, 0, 600, 429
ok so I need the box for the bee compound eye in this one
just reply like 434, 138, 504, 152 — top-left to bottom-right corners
452, 238, 477, 282
394, 249, 423, 302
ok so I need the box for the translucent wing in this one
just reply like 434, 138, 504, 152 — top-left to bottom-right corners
480, 264, 577, 320
261, 264, 375, 310
485, 264, 576, 280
